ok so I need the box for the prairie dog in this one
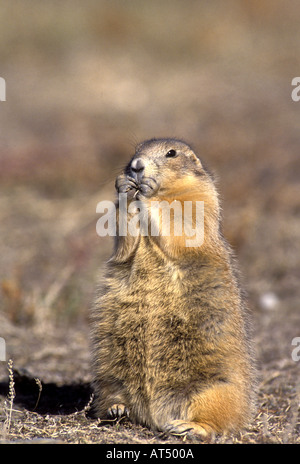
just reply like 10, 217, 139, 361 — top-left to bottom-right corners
90, 138, 256, 439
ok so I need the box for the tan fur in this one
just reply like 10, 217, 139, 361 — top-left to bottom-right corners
90, 138, 256, 439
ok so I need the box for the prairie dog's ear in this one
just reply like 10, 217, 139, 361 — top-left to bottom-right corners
189, 151, 203, 167
191, 150, 216, 181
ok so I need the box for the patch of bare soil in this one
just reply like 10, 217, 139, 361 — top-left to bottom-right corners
0, 297, 299, 444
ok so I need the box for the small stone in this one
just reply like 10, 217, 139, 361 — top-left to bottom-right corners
259, 292, 279, 311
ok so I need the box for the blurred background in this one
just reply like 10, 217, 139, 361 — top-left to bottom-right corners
0, 1, 299, 384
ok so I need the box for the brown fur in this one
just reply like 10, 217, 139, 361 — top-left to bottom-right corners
90, 138, 256, 439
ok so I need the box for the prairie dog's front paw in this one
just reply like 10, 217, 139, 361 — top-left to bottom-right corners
115, 175, 138, 197
107, 403, 129, 419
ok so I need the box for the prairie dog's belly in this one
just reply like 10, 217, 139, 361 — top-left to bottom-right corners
111, 297, 222, 428
111, 289, 216, 384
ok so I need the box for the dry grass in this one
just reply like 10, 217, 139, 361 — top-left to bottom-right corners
1, 360, 15, 437
0, 0, 300, 444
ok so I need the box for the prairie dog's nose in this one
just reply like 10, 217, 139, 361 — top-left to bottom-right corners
131, 158, 145, 173
131, 158, 145, 180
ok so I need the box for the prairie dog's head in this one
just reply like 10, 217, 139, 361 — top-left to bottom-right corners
114, 139, 221, 259
128, 139, 201, 194
120, 138, 218, 204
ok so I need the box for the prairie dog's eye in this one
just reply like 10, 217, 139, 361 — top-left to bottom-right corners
166, 149, 177, 158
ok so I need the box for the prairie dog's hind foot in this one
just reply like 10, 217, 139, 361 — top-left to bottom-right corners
162, 420, 215, 441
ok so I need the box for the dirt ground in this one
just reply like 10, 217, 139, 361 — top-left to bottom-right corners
0, 1, 300, 444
